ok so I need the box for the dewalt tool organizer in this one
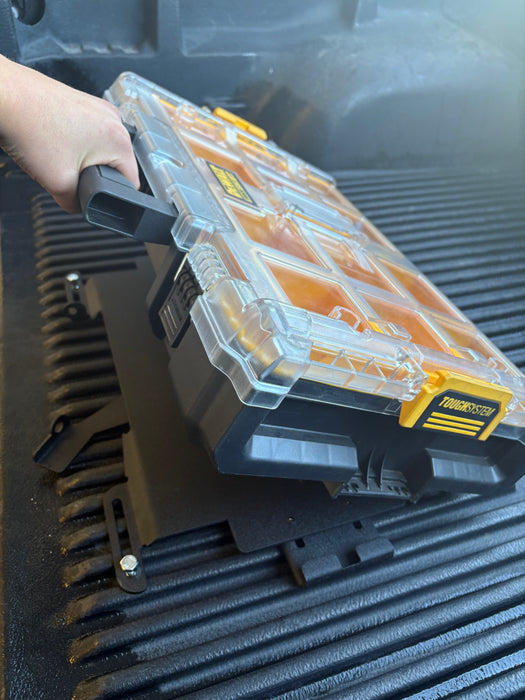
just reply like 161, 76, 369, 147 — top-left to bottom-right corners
35, 72, 525, 588
89, 72, 525, 502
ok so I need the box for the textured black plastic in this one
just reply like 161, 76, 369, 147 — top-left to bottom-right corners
78, 164, 177, 244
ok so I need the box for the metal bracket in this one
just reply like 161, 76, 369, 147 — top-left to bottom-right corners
103, 483, 146, 593
33, 396, 129, 473
282, 518, 394, 586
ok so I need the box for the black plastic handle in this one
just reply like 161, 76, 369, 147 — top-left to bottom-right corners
78, 164, 178, 244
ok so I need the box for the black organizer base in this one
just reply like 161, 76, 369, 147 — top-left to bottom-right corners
36, 256, 400, 587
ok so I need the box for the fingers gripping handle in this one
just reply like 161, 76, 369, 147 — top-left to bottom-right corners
78, 164, 178, 244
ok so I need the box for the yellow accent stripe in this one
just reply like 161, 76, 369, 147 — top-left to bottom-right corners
422, 422, 478, 436
426, 417, 480, 433
369, 322, 384, 334
212, 106, 268, 140
430, 411, 485, 426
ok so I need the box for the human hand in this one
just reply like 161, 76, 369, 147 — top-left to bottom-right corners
0, 55, 139, 213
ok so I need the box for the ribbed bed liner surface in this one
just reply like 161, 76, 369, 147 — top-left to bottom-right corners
2, 164, 525, 699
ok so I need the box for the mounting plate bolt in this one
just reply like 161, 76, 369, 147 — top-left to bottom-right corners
65, 271, 81, 288
120, 554, 139, 576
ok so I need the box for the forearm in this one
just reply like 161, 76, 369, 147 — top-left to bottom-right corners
0, 54, 24, 143
0, 55, 139, 212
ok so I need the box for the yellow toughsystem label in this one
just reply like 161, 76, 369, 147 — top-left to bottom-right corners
399, 370, 512, 441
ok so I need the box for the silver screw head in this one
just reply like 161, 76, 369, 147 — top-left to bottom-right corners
65, 272, 80, 284
120, 554, 139, 575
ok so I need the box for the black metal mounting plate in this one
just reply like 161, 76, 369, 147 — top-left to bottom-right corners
35, 256, 400, 586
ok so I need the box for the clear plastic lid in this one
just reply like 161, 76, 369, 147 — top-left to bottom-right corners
106, 72, 525, 426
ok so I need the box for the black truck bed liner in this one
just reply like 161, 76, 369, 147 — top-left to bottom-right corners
1, 162, 524, 699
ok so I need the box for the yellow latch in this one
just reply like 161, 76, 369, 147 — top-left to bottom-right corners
213, 106, 268, 141
399, 370, 512, 441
